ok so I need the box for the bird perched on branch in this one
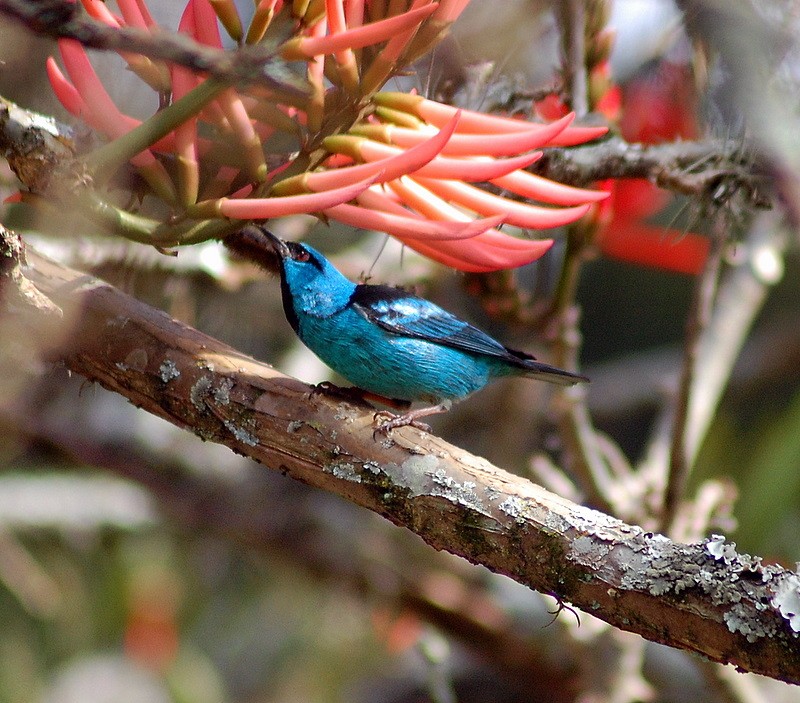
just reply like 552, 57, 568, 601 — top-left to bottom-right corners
253, 228, 588, 432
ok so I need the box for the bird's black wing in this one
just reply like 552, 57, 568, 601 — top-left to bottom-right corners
351, 284, 589, 385
350, 284, 519, 361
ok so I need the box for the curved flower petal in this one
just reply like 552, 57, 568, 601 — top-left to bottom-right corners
274, 112, 460, 194
217, 174, 378, 218
57, 40, 134, 140
281, 4, 437, 58
55, 39, 163, 174
46, 57, 86, 118
188, 0, 225, 47
546, 124, 609, 146
414, 176, 593, 228
81, 0, 122, 27
338, 138, 543, 181
491, 168, 608, 206
325, 0, 359, 90
116, 0, 150, 29
360, 0, 437, 94
353, 185, 553, 270
376, 178, 556, 255
376, 92, 609, 145
397, 233, 553, 272
431, 0, 471, 22
324, 202, 505, 241
353, 112, 573, 157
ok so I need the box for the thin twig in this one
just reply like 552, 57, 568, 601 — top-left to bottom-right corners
683, 213, 787, 466
558, 0, 589, 117
660, 208, 727, 532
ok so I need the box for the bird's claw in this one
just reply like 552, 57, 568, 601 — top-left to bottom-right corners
372, 410, 432, 437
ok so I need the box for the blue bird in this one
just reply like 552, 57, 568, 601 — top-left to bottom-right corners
260, 229, 588, 432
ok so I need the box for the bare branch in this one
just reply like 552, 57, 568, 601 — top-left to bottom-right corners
661, 208, 727, 531
2, 224, 800, 684
556, 0, 589, 117
534, 137, 771, 209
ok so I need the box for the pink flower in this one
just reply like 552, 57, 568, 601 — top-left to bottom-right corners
44, 0, 608, 271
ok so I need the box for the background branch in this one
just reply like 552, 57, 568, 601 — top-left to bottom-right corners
535, 137, 770, 207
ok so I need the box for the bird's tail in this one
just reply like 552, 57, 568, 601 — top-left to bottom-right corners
520, 362, 589, 386
505, 348, 589, 385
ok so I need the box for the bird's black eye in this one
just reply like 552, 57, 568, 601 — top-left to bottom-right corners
285, 241, 312, 262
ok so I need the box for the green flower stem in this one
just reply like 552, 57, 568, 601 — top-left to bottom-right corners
79, 191, 162, 243
82, 78, 229, 179
78, 191, 239, 247
153, 217, 241, 246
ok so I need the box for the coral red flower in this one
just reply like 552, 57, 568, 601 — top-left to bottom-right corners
44, 0, 607, 272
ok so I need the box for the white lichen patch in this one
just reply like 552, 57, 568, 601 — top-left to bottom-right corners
613, 533, 799, 643
159, 359, 180, 382
499, 495, 526, 521
570, 504, 634, 541
212, 377, 234, 405
361, 461, 382, 475
573, 535, 611, 561
484, 485, 501, 502
427, 467, 484, 511
223, 419, 258, 446
330, 462, 361, 483
724, 604, 777, 643
706, 534, 739, 562
190, 375, 214, 409
771, 571, 800, 634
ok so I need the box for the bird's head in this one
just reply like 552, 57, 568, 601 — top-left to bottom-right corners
257, 228, 356, 319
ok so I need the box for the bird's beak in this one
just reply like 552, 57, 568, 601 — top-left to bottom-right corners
258, 228, 291, 259
225, 226, 289, 273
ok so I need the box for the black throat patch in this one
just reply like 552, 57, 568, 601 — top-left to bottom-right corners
278, 272, 301, 334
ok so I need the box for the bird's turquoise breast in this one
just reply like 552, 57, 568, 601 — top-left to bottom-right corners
296, 307, 496, 402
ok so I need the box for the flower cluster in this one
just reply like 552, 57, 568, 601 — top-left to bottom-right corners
45, 0, 607, 271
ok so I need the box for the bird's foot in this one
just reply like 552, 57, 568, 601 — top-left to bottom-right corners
372, 400, 452, 437
372, 410, 432, 436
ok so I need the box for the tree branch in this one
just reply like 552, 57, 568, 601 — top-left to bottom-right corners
2, 225, 799, 684
534, 137, 770, 209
